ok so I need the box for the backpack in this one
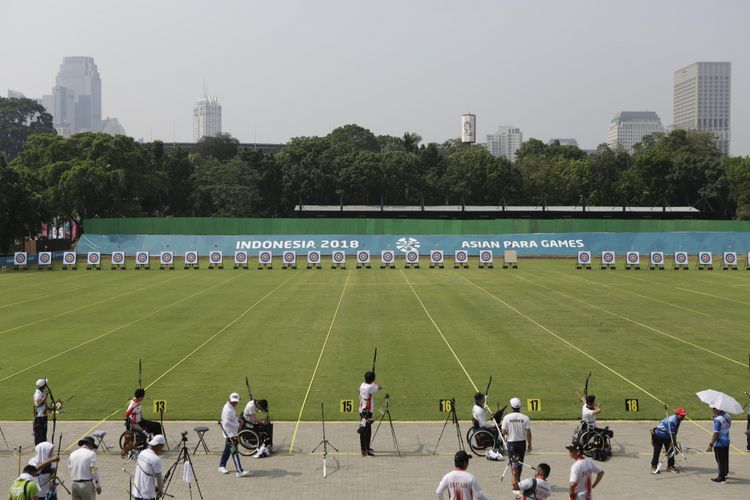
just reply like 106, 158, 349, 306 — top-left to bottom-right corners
522, 478, 537, 499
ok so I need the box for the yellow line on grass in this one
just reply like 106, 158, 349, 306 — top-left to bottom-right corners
66, 272, 298, 452
457, 273, 746, 452
289, 271, 351, 454
400, 270, 478, 392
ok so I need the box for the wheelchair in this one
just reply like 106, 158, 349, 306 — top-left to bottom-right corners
237, 419, 273, 457
572, 422, 613, 461
119, 419, 163, 459
466, 418, 505, 457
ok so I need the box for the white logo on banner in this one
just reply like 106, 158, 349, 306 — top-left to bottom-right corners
395, 237, 420, 253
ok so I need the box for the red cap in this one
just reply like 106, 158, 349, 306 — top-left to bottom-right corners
675, 407, 687, 416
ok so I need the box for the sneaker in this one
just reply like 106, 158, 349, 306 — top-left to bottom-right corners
366, 450, 375, 456
236, 470, 251, 477
218, 467, 229, 474
666, 466, 680, 473
710, 477, 726, 483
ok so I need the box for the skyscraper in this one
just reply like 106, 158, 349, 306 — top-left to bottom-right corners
673, 62, 731, 155
193, 95, 222, 141
607, 111, 664, 154
485, 126, 523, 162
41, 57, 103, 136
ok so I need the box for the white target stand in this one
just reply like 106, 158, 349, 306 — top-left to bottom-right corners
356, 250, 371, 269
696, 251, 713, 271
404, 250, 420, 269
233, 251, 248, 270
87, 252, 102, 270
13, 252, 28, 271
599, 251, 616, 270
306, 251, 321, 270
576, 251, 592, 270
184, 251, 199, 270
331, 250, 346, 269
649, 251, 665, 270
746, 252, 750, 271
37, 251, 54, 271
111, 251, 127, 270
134, 251, 150, 270
722, 251, 738, 271
672, 251, 689, 271
62, 251, 77, 270
429, 250, 444, 269
624, 251, 640, 270
478, 250, 494, 269
282, 251, 297, 269
208, 250, 223, 270
257, 250, 273, 270
454, 250, 469, 269
159, 251, 175, 270
502, 250, 518, 269
380, 250, 395, 269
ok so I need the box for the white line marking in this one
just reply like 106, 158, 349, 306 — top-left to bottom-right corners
675, 286, 750, 306
0, 294, 53, 309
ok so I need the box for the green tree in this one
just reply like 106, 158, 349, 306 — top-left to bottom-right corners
192, 157, 261, 216
0, 96, 55, 161
195, 133, 240, 161
0, 157, 40, 253
725, 156, 750, 219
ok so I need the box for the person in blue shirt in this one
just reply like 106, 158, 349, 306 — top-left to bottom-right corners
650, 407, 686, 473
707, 405, 732, 483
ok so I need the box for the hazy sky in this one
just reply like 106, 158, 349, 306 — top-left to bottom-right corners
3, 0, 748, 154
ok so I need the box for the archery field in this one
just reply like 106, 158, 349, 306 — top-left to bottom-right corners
0, 258, 748, 424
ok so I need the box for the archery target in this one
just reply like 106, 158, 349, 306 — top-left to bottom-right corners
185, 251, 198, 264
454, 250, 468, 263
674, 251, 688, 265
650, 251, 664, 265
63, 252, 76, 265
405, 250, 419, 264
234, 251, 247, 264
14, 252, 27, 265
479, 250, 493, 263
577, 251, 591, 265
626, 252, 640, 265
332, 250, 345, 264
357, 250, 371, 264
283, 250, 296, 264
112, 251, 125, 265
160, 251, 173, 265
430, 250, 444, 264
601, 251, 615, 264
209, 250, 223, 264
38, 252, 52, 266
723, 252, 737, 265
381, 250, 395, 264
136, 252, 149, 265
87, 252, 101, 265
698, 251, 712, 265
259, 250, 272, 264
307, 251, 320, 263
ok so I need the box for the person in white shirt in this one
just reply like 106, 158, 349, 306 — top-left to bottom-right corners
33, 379, 52, 445
576, 393, 601, 429
501, 398, 532, 482
68, 436, 101, 500
218, 393, 251, 477
512, 463, 551, 500
472, 392, 502, 453
358, 371, 381, 456
436, 450, 490, 500
242, 398, 273, 449
567, 443, 604, 499
132, 434, 165, 500
28, 441, 60, 499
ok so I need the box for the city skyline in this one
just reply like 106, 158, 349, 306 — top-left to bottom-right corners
2, 0, 748, 154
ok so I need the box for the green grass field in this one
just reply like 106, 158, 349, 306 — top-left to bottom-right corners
1, 259, 748, 425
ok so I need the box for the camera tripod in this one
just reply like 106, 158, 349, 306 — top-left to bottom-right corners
371, 394, 400, 457
433, 397, 463, 454
312, 402, 338, 478
161, 432, 203, 499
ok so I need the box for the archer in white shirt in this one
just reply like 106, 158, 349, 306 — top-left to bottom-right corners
436, 450, 490, 500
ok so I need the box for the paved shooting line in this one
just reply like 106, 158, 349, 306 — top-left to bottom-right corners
0, 273, 186, 337
456, 273, 747, 454
65, 271, 299, 452
289, 271, 351, 454
675, 286, 750, 306
399, 270, 479, 393
0, 273, 245, 384
509, 272, 746, 368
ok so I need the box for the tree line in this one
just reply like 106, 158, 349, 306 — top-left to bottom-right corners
1, 96, 749, 253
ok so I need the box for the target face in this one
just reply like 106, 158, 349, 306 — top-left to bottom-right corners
283, 251, 295, 263
455, 250, 468, 263
137, 252, 149, 264
724, 252, 736, 264
210, 251, 222, 263
431, 251, 444, 263
480, 251, 493, 263
332, 251, 345, 263
357, 251, 370, 263
160, 252, 173, 264
406, 251, 418, 263
64, 252, 76, 264
14, 252, 26, 265
382, 251, 394, 263
259, 251, 271, 263
112, 252, 125, 264
674, 252, 687, 264
234, 251, 247, 263
627, 252, 639, 264
699, 252, 711, 264
651, 252, 663, 264
185, 251, 197, 263
88, 252, 100, 264
577, 251, 590, 264
602, 251, 614, 263
307, 251, 320, 263
38, 252, 51, 264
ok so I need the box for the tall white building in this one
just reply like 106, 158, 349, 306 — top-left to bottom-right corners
607, 111, 664, 154
485, 126, 523, 162
673, 62, 731, 155
193, 96, 222, 141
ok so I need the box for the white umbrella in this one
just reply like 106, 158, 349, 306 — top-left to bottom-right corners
695, 389, 744, 414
